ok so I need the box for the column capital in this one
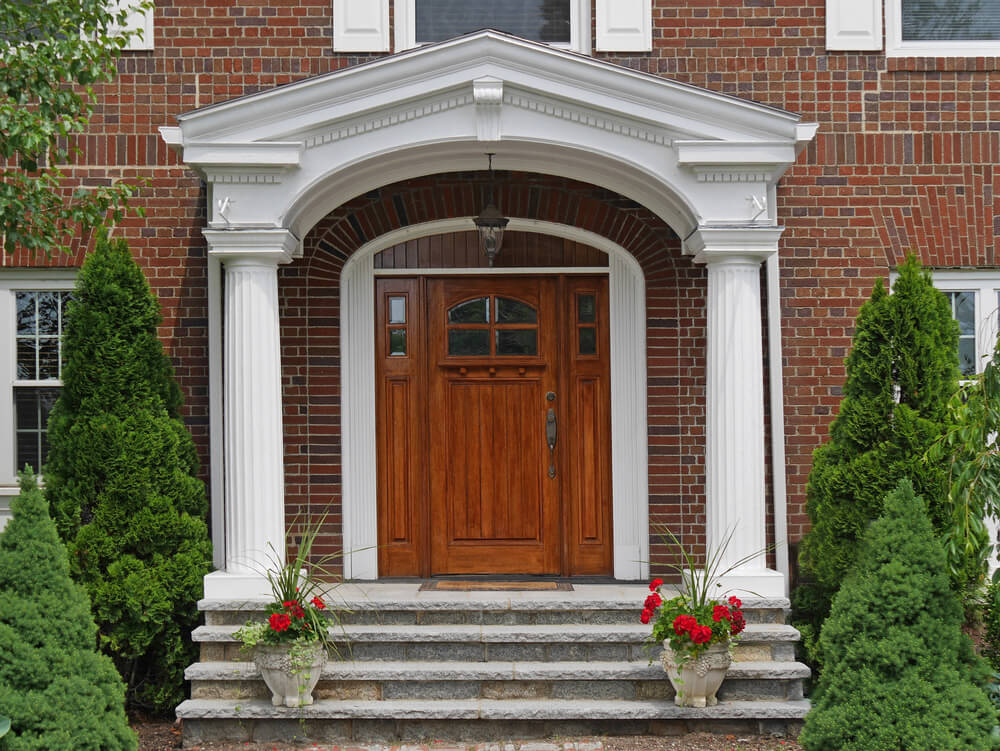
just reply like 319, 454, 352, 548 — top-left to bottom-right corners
685, 226, 783, 265
203, 228, 300, 266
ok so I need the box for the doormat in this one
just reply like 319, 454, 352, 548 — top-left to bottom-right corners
419, 581, 574, 592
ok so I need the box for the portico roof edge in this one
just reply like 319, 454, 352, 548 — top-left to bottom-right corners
172, 30, 807, 145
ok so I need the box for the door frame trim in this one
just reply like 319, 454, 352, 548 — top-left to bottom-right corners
341, 218, 649, 580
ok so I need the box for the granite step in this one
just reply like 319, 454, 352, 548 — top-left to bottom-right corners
183, 587, 806, 744
176, 697, 810, 744
186, 659, 809, 702
200, 595, 789, 627
193, 622, 800, 663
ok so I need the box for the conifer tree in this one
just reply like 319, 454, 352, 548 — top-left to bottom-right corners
800, 479, 994, 751
0, 471, 136, 751
795, 256, 961, 652
44, 232, 212, 712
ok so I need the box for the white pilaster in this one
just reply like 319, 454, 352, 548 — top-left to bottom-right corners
690, 228, 785, 598
203, 229, 297, 598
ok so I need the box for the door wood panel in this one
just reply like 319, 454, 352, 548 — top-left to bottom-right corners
374, 271, 612, 577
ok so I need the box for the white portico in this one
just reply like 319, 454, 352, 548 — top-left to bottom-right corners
160, 31, 817, 599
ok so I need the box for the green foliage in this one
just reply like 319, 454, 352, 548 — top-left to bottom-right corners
985, 578, 1000, 672
0, 0, 148, 256
929, 336, 1000, 594
44, 232, 212, 713
0, 471, 136, 751
795, 256, 961, 668
800, 479, 995, 751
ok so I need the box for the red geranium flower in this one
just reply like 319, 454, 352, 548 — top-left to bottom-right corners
644, 592, 662, 611
282, 600, 298, 609
673, 614, 698, 635
730, 611, 746, 635
690, 625, 713, 644
269, 613, 291, 632
640, 609, 652, 624
310, 596, 326, 610
712, 605, 731, 622
728, 596, 742, 609
649, 578, 663, 591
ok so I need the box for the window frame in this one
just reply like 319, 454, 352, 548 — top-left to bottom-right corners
393, 0, 591, 54
885, 0, 1000, 58
0, 272, 76, 497
929, 270, 1000, 376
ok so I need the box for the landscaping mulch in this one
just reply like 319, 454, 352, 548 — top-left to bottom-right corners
132, 718, 801, 751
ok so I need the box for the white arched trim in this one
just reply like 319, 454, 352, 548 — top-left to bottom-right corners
340, 219, 649, 580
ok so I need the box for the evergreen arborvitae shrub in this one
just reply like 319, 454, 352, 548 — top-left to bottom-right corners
795, 256, 961, 664
44, 232, 212, 713
800, 479, 995, 751
0, 471, 136, 751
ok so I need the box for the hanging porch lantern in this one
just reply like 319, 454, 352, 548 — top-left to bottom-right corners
473, 153, 509, 267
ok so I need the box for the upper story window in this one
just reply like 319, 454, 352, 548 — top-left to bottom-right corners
887, 0, 1000, 57
394, 0, 589, 53
414, 0, 570, 45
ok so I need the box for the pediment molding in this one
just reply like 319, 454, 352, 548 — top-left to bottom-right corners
162, 30, 818, 236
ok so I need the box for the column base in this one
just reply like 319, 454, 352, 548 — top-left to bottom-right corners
696, 568, 786, 599
203, 570, 274, 599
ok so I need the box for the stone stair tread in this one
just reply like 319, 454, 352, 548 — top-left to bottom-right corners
198, 595, 791, 613
192, 622, 799, 643
186, 659, 811, 682
176, 697, 810, 721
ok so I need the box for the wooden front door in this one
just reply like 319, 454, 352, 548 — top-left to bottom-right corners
375, 274, 612, 576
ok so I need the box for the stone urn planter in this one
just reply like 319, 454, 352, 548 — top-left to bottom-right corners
660, 641, 732, 707
254, 642, 326, 707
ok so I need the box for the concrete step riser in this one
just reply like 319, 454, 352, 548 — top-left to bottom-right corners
190, 676, 805, 702
204, 608, 786, 627
181, 715, 805, 745
199, 641, 796, 663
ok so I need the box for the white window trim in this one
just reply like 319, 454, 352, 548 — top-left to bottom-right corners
0, 272, 76, 495
110, 0, 154, 52
393, 0, 591, 54
885, 0, 1000, 57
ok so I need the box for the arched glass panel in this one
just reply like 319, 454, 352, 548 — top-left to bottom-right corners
448, 297, 489, 323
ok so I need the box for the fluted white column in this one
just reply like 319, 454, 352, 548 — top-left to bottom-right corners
692, 228, 785, 598
203, 229, 297, 598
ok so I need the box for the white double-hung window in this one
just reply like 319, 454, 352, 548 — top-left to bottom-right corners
886, 0, 1000, 57
0, 274, 74, 493
932, 272, 1000, 377
394, 0, 589, 52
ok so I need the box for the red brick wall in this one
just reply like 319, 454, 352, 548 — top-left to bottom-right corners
7, 0, 998, 574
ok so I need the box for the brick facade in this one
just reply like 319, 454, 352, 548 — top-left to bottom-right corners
6, 0, 998, 576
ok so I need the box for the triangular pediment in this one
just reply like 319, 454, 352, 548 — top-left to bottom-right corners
161, 30, 817, 238
170, 30, 809, 149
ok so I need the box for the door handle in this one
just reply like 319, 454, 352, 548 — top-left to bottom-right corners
545, 407, 557, 479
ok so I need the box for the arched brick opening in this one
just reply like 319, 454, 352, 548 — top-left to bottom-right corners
278, 171, 714, 577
